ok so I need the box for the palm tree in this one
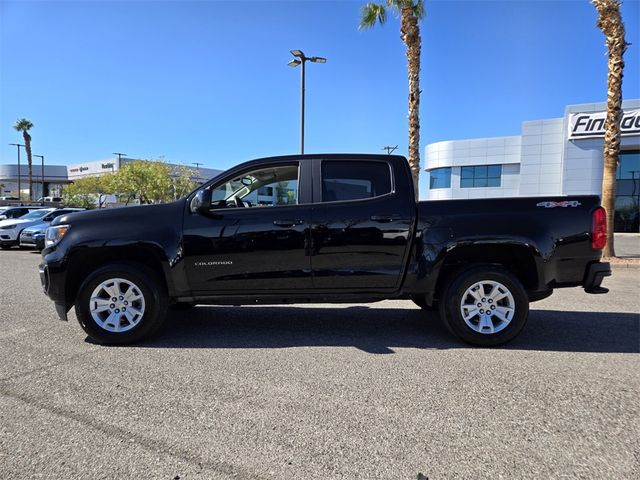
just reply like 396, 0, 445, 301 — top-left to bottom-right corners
13, 118, 34, 201
360, 0, 425, 198
592, 0, 627, 257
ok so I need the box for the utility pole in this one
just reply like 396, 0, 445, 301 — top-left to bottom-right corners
383, 145, 398, 155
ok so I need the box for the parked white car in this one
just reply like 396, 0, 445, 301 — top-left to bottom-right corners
0, 208, 56, 249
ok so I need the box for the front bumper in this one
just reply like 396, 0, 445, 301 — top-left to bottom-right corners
583, 261, 611, 294
0, 230, 19, 243
39, 262, 69, 321
0, 234, 18, 246
19, 233, 38, 247
34, 234, 45, 250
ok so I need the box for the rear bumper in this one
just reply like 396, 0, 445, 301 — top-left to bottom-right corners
583, 261, 611, 294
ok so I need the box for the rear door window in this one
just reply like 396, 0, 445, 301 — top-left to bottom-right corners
321, 161, 392, 202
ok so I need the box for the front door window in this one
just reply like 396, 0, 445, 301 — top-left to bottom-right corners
210, 164, 299, 208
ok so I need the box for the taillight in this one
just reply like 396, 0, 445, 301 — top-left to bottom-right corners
591, 207, 607, 250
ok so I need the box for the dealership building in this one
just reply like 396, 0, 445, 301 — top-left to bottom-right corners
0, 156, 222, 202
67, 156, 222, 183
425, 99, 640, 232
0, 164, 69, 198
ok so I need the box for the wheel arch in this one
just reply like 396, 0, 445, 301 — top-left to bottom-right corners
64, 245, 170, 307
434, 243, 542, 303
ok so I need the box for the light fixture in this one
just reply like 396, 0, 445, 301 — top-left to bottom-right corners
288, 59, 302, 67
310, 57, 327, 64
290, 49, 304, 58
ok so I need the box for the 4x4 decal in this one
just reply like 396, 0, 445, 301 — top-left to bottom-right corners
536, 200, 582, 208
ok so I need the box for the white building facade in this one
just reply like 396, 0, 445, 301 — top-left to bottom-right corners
425, 99, 640, 232
67, 157, 222, 184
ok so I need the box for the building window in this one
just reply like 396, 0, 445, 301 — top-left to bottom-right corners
460, 165, 502, 188
615, 151, 640, 232
257, 186, 273, 196
429, 168, 451, 189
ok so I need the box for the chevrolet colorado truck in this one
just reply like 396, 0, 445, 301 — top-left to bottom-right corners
39, 154, 611, 346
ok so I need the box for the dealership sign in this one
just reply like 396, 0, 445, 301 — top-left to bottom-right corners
568, 109, 640, 140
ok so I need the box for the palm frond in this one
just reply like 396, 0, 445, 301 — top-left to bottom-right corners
413, 0, 426, 20
13, 118, 33, 132
359, 2, 387, 29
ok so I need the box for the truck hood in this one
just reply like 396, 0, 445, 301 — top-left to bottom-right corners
50, 200, 186, 227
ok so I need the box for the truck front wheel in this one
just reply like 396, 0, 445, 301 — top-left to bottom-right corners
75, 263, 168, 345
439, 266, 529, 347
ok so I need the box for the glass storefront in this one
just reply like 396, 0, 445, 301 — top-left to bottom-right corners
615, 150, 640, 232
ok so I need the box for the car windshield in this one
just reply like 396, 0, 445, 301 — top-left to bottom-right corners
20, 210, 52, 220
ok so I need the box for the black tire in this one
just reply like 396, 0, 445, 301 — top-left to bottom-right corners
75, 263, 168, 345
439, 265, 529, 347
411, 295, 437, 311
0, 245, 12, 250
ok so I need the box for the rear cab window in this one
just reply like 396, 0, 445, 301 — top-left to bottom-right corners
321, 161, 392, 202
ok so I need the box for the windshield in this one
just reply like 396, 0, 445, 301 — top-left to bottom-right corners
20, 210, 52, 220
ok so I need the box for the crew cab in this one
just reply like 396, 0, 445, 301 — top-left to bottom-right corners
39, 154, 611, 346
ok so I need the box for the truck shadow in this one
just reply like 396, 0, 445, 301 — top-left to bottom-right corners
134, 306, 640, 354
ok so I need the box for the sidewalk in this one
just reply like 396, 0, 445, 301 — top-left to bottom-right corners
608, 233, 640, 270
614, 233, 640, 259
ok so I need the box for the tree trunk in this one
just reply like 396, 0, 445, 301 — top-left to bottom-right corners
23, 131, 33, 201
401, 6, 422, 200
593, 0, 627, 257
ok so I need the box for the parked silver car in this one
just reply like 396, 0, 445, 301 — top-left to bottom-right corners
18, 208, 85, 250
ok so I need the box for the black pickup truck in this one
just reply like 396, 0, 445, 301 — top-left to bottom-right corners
39, 154, 611, 346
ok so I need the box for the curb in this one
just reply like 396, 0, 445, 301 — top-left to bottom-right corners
610, 263, 640, 270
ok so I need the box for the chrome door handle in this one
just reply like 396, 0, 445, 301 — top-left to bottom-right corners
273, 219, 304, 227
370, 214, 401, 223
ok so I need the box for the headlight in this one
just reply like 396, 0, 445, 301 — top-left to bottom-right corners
0, 224, 17, 230
45, 225, 70, 247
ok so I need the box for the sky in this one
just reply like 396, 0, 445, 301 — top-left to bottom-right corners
1, 0, 639, 198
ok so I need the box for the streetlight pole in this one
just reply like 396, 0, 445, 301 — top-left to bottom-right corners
9, 143, 24, 200
288, 50, 326, 154
33, 154, 44, 200
192, 162, 203, 182
112, 152, 127, 170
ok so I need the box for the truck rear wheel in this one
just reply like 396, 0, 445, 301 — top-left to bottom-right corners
75, 263, 168, 345
439, 266, 529, 347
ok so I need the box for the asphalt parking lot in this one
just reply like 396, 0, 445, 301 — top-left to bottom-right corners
0, 250, 638, 479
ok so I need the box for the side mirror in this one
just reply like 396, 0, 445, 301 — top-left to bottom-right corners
190, 188, 212, 215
